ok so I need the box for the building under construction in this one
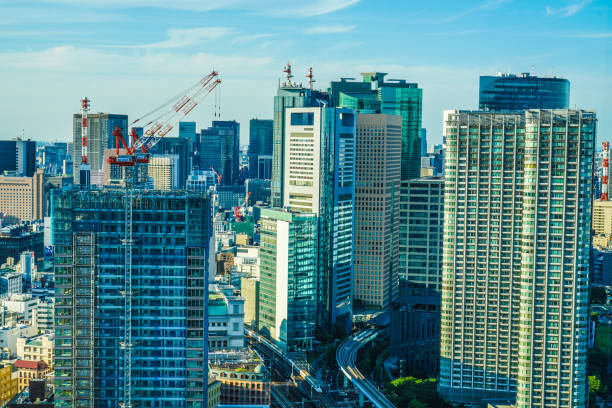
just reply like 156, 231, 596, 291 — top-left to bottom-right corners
51, 186, 213, 407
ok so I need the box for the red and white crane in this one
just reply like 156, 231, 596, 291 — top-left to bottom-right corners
602, 141, 609, 201
78, 97, 91, 185
234, 192, 251, 221
108, 71, 221, 167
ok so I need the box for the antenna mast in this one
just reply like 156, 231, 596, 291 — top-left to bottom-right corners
602, 141, 609, 201
306, 67, 315, 90
79, 97, 91, 187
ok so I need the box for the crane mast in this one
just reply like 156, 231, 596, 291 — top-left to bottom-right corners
79, 97, 91, 187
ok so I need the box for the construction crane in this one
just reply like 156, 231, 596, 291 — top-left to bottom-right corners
78, 97, 91, 186
233, 192, 251, 221
211, 167, 223, 184
602, 141, 609, 201
108, 71, 221, 167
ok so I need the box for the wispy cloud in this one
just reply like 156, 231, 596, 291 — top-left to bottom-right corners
282, 0, 359, 16
304, 25, 356, 34
428, 29, 484, 36
118, 27, 235, 49
545, 0, 592, 17
435, 0, 511, 24
558, 32, 612, 38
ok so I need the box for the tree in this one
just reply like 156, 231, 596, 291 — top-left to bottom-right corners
384, 377, 453, 408
589, 375, 601, 394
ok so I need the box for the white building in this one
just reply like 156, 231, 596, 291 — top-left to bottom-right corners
2, 294, 39, 323
148, 154, 179, 190
233, 246, 260, 279
34, 299, 53, 331
186, 170, 217, 192
16, 331, 54, 365
208, 284, 244, 351
0, 323, 37, 356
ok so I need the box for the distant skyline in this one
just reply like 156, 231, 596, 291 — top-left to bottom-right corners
0, 0, 610, 145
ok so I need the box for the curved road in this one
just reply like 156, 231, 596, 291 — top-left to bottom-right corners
336, 329, 396, 408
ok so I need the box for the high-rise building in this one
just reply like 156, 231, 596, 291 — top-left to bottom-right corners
258, 208, 317, 351
0, 139, 36, 177
592, 199, 612, 241
148, 154, 179, 190
0, 226, 43, 265
330, 72, 423, 180
353, 114, 401, 309
400, 176, 444, 291
200, 121, 240, 185
420, 128, 427, 156
479, 73, 570, 111
179, 121, 197, 143
439, 109, 595, 408
248, 119, 273, 179
271, 80, 329, 208
0, 169, 44, 223
282, 106, 355, 329
72, 113, 128, 184
153, 136, 193, 188
52, 188, 212, 407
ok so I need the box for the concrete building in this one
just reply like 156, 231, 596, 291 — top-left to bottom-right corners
14, 360, 50, 392
439, 110, 595, 408
282, 106, 356, 330
399, 177, 444, 291
187, 170, 217, 192
479, 72, 570, 111
52, 188, 212, 407
153, 135, 194, 188
258, 209, 317, 351
207, 373, 221, 408
0, 170, 45, 223
2, 294, 39, 323
241, 276, 259, 328
248, 119, 273, 179
0, 324, 38, 356
353, 114, 401, 309
592, 199, 612, 243
0, 139, 36, 177
72, 113, 128, 184
6, 378, 54, 407
208, 285, 245, 351
209, 350, 270, 407
0, 227, 43, 266
0, 363, 18, 406
16, 333, 53, 366
0, 270, 22, 298
148, 154, 179, 190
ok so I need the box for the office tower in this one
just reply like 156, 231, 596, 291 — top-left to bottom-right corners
439, 109, 595, 408
592, 200, 612, 242
148, 154, 179, 190
153, 136, 193, 188
72, 113, 128, 184
0, 226, 43, 265
187, 170, 217, 192
245, 179, 271, 204
400, 176, 444, 291
179, 121, 197, 143
421, 128, 427, 156
0, 169, 44, 223
479, 72, 570, 111
0, 139, 36, 177
52, 188, 212, 407
330, 72, 423, 180
271, 74, 329, 207
353, 114, 401, 309
248, 119, 273, 179
258, 208, 317, 351
200, 121, 240, 185
282, 106, 355, 329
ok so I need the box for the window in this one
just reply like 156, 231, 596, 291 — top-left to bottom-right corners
291, 112, 314, 126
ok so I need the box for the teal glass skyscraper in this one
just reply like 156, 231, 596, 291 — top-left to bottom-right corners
52, 188, 212, 408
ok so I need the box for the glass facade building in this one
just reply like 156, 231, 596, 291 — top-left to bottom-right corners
440, 109, 595, 408
258, 208, 317, 351
479, 73, 570, 112
52, 188, 212, 408
247, 119, 273, 179
200, 122, 239, 185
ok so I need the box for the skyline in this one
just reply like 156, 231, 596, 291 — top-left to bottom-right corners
0, 0, 610, 145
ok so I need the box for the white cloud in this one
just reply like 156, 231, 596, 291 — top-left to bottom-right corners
560, 32, 612, 38
117, 27, 235, 49
436, 0, 511, 24
545, 0, 592, 17
304, 25, 356, 34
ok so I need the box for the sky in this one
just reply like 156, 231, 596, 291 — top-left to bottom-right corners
0, 0, 610, 146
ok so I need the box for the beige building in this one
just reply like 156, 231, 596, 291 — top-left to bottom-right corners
0, 169, 44, 223
353, 114, 401, 309
148, 154, 179, 190
593, 199, 612, 243
241, 276, 259, 328
16, 333, 54, 366
14, 359, 50, 391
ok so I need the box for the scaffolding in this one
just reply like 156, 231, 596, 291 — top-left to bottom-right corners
120, 189, 134, 408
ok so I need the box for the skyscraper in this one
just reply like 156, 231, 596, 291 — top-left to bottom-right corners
330, 72, 423, 180
439, 109, 595, 408
0, 169, 44, 223
148, 154, 179, 190
248, 119, 273, 179
353, 114, 401, 309
0, 138, 36, 177
400, 176, 444, 291
200, 121, 240, 185
479, 73, 570, 111
153, 136, 194, 188
52, 188, 212, 407
421, 128, 427, 156
282, 106, 356, 329
72, 113, 128, 184
258, 208, 317, 351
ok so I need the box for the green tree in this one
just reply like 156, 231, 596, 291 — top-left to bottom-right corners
384, 377, 452, 408
589, 375, 601, 394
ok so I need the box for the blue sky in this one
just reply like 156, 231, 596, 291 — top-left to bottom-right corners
0, 0, 610, 146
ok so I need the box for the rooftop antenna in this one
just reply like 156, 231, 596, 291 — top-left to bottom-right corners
282, 62, 293, 86
306, 67, 315, 90
531, 64, 535, 76
79, 97, 91, 187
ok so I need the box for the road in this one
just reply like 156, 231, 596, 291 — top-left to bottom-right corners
336, 329, 396, 408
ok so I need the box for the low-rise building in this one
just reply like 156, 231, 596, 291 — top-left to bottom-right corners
241, 277, 259, 328
208, 373, 221, 408
7, 378, 54, 407
0, 226, 44, 266
209, 285, 244, 350
16, 333, 53, 365
2, 294, 39, 323
209, 350, 270, 407
0, 324, 37, 356
13, 360, 50, 392
0, 363, 18, 405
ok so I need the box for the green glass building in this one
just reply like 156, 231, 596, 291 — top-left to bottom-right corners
258, 208, 317, 351
330, 72, 423, 180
